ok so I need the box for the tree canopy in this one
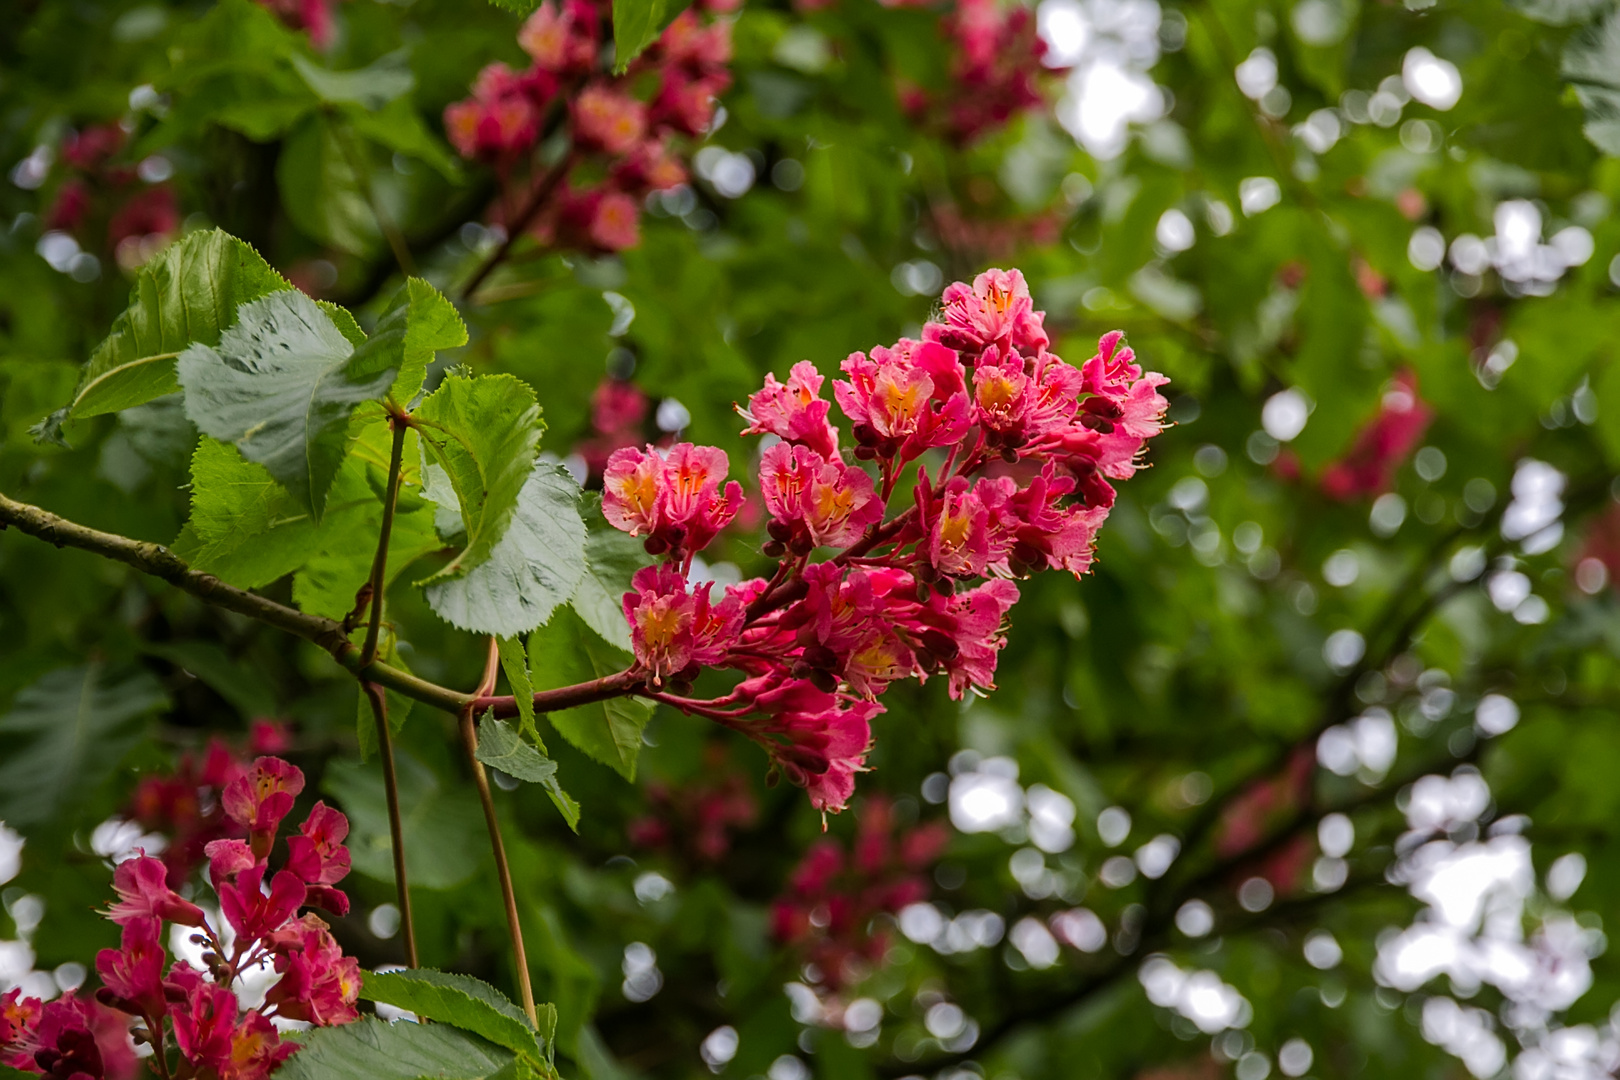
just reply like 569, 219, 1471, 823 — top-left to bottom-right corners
3, 0, 1620, 1077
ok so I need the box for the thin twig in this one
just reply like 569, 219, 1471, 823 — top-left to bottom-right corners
364, 681, 419, 969
458, 151, 576, 301
361, 417, 409, 667
460, 639, 540, 1026
331, 116, 419, 279
0, 490, 636, 718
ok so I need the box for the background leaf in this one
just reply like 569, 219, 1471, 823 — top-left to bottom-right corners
527, 607, 651, 781
323, 751, 485, 890
0, 666, 168, 835
612, 0, 694, 74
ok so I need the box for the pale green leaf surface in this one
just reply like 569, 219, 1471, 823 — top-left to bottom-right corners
276, 1017, 514, 1080
32, 229, 289, 443
177, 290, 400, 519
422, 462, 587, 637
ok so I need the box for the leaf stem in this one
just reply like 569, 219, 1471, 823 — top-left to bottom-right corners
459, 640, 539, 1027
361, 417, 409, 667
458, 149, 577, 301
363, 681, 419, 969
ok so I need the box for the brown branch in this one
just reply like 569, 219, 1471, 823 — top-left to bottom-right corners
471, 667, 646, 719
363, 681, 419, 968
460, 640, 539, 1026
0, 489, 637, 720
361, 417, 409, 666
458, 150, 578, 301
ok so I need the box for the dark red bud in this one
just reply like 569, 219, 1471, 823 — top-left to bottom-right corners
808, 668, 838, 693
644, 535, 670, 555
763, 539, 787, 557
768, 519, 793, 542
920, 629, 959, 661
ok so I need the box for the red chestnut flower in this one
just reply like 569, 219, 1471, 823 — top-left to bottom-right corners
5, 755, 365, 1080
599, 269, 1169, 817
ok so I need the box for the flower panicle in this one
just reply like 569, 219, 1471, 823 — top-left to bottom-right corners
1, 755, 362, 1080
602, 267, 1170, 816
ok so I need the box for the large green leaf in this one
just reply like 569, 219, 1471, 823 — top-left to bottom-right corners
361, 969, 544, 1060
612, 0, 694, 74
476, 712, 581, 831
31, 230, 289, 444
421, 462, 588, 637
0, 666, 168, 834
277, 1017, 516, 1080
172, 437, 321, 588
323, 751, 485, 890
290, 50, 415, 110
177, 290, 401, 520
527, 607, 651, 781
414, 372, 543, 582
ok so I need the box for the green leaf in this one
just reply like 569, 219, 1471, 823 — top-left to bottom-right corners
372, 279, 469, 407
486, 0, 543, 14
142, 640, 278, 718
0, 666, 168, 834
348, 98, 465, 183
1564, 9, 1620, 155
421, 461, 588, 638
567, 517, 650, 652
323, 751, 485, 890
476, 713, 581, 831
497, 636, 542, 746
528, 607, 651, 781
277, 115, 382, 257
414, 372, 543, 582
177, 290, 401, 520
277, 1016, 515, 1080
290, 50, 415, 110
31, 230, 289, 444
362, 968, 544, 1060
173, 437, 321, 588
612, 0, 693, 74
292, 423, 441, 620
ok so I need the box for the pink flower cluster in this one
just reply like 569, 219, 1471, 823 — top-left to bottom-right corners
601, 268, 1169, 814
770, 798, 948, 996
444, 0, 733, 254
1320, 370, 1433, 501
627, 743, 760, 863
1, 757, 361, 1080
42, 123, 181, 272
903, 0, 1058, 144
254, 0, 347, 47
127, 721, 291, 887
